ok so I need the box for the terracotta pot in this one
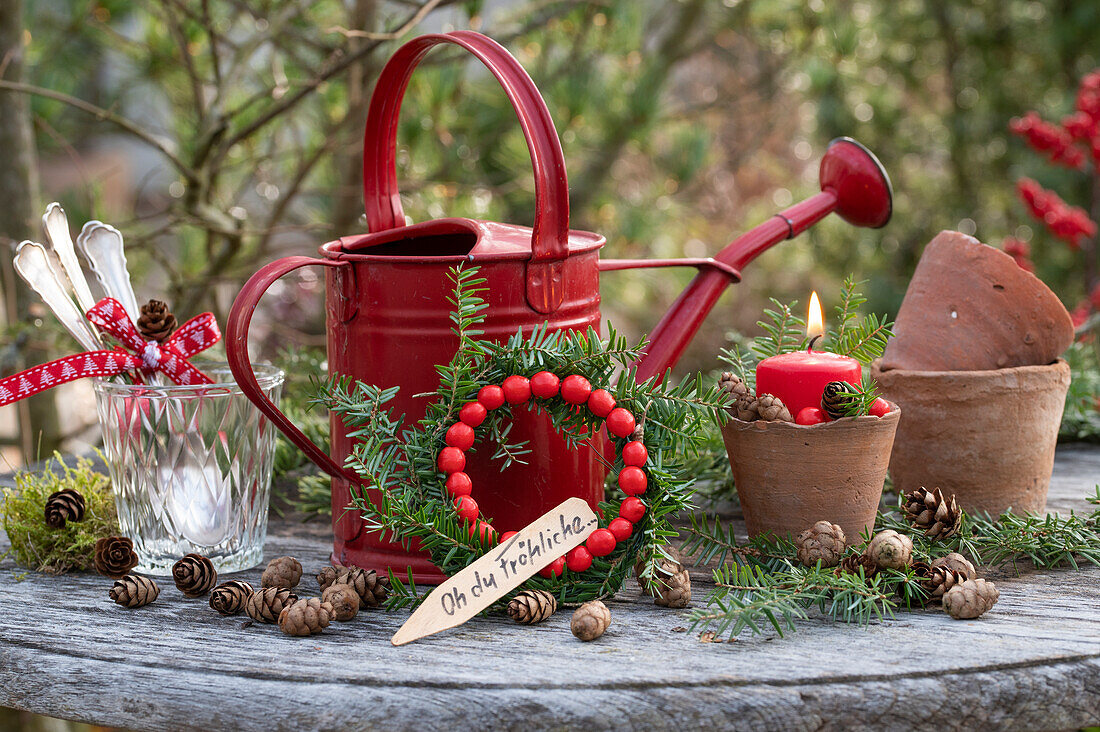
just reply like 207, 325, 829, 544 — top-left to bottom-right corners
880, 231, 1075, 372
872, 360, 1070, 516
721, 408, 900, 541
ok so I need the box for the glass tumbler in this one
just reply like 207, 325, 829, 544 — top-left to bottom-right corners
94, 363, 284, 574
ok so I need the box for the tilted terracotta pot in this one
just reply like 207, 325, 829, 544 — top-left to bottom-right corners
721, 408, 901, 541
872, 360, 1070, 516
880, 231, 1075, 372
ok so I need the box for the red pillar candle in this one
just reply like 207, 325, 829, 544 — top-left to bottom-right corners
754, 291, 862, 416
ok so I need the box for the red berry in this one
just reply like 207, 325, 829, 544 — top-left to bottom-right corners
468, 520, 496, 542
499, 530, 518, 543
454, 495, 479, 522
530, 371, 561, 399
586, 528, 617, 557
445, 422, 475, 450
445, 472, 472, 497
560, 374, 593, 405
587, 388, 616, 417
437, 447, 466, 474
619, 496, 646, 523
539, 556, 566, 579
869, 397, 892, 417
502, 375, 531, 404
459, 401, 487, 427
795, 406, 830, 426
566, 545, 593, 572
478, 385, 506, 410
606, 407, 636, 438
618, 466, 647, 496
621, 440, 647, 467
608, 517, 633, 542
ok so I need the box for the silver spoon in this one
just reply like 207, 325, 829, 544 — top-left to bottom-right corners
13, 241, 102, 352
78, 221, 140, 323
42, 203, 97, 315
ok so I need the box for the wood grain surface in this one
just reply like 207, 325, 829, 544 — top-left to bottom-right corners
2, 446, 1099, 731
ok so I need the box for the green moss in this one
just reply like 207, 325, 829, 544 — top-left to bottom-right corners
1, 455, 117, 574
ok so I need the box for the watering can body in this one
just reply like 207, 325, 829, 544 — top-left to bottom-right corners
226, 31, 893, 582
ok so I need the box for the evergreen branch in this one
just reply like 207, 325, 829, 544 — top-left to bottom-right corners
751, 299, 807, 359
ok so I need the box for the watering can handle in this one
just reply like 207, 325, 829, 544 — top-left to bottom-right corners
361, 31, 570, 314
226, 255, 358, 484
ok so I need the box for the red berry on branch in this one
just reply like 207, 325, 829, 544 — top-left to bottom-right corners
539, 556, 566, 579
529, 371, 561, 399
437, 447, 466, 474
619, 496, 646, 523
586, 528, 617, 557
499, 531, 518, 543
795, 407, 830, 426
445, 422, 475, 450
605, 407, 636, 438
618, 466, 648, 496
469, 520, 496, 542
502, 375, 531, 404
478, 385, 506, 410
587, 388, 616, 417
560, 374, 592, 405
454, 495, 479, 522
868, 398, 892, 418
566, 545, 593, 572
445, 472, 473, 497
621, 440, 647, 467
608, 517, 633, 542
459, 401, 487, 428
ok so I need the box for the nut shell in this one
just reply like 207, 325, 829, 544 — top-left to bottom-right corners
795, 521, 847, 568
867, 530, 913, 570
571, 600, 611, 641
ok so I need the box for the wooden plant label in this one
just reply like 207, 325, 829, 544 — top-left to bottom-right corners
391, 497, 599, 646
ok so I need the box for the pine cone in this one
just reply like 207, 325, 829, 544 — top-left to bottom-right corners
94, 536, 139, 579
172, 553, 217, 597
795, 521, 847, 568
821, 380, 860, 420
210, 580, 254, 616
837, 552, 878, 580
903, 487, 962, 540
751, 393, 792, 422
571, 600, 611, 641
943, 579, 1000, 619
634, 547, 685, 597
109, 574, 160, 608
338, 567, 390, 608
278, 597, 333, 636
261, 556, 303, 589
867, 530, 913, 570
246, 586, 299, 624
507, 589, 558, 624
932, 552, 976, 580
719, 373, 758, 421
653, 567, 691, 608
44, 488, 85, 528
914, 562, 967, 604
317, 565, 345, 592
137, 299, 177, 343
322, 584, 360, 621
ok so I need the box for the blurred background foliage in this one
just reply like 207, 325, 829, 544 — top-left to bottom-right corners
2, 0, 1099, 463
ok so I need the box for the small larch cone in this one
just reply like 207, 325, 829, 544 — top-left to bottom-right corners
137, 299, 177, 343
507, 589, 558, 624
795, 521, 847, 568
278, 597, 333, 636
44, 488, 85, 529
261, 556, 303, 589
915, 563, 967, 605
571, 600, 611, 641
904, 487, 962, 540
321, 584, 360, 621
338, 567, 390, 608
931, 552, 976, 581
653, 567, 691, 608
867, 530, 913, 570
246, 586, 298, 624
943, 579, 1000, 619
634, 547, 685, 597
210, 580, 254, 616
821, 380, 860, 420
837, 552, 878, 580
317, 565, 345, 592
109, 574, 160, 608
751, 394, 792, 422
172, 553, 217, 597
94, 536, 139, 579
719, 373, 757, 421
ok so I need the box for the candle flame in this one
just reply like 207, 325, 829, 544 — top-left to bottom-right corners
807, 291, 825, 341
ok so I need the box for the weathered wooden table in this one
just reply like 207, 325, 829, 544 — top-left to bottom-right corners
2, 446, 1100, 731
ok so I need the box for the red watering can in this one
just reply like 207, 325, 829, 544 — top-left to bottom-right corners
226, 31, 892, 582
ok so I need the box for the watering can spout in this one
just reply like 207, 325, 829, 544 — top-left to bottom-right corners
603, 137, 893, 383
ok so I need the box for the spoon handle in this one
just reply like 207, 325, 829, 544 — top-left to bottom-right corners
77, 222, 141, 324
13, 241, 102, 352
43, 203, 98, 314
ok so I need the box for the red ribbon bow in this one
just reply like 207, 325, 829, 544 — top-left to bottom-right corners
0, 298, 220, 407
